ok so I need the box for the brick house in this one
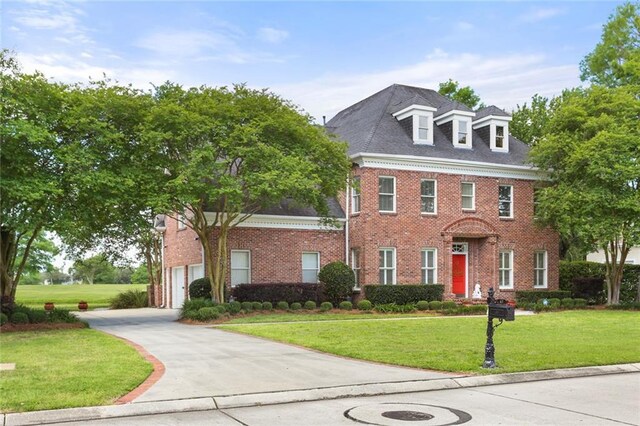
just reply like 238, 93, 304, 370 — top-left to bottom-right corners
158, 84, 559, 308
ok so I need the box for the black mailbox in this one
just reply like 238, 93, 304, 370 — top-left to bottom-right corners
488, 304, 515, 321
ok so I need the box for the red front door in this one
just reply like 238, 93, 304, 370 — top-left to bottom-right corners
452, 254, 466, 295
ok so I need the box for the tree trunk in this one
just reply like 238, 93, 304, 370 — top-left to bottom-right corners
604, 239, 629, 305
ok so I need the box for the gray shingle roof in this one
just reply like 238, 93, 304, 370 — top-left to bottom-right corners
474, 105, 511, 121
326, 84, 529, 166
257, 197, 345, 219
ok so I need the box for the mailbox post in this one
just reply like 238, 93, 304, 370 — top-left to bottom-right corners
483, 288, 515, 368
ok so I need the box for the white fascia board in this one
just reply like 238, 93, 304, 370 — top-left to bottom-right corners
350, 152, 545, 180
392, 104, 437, 121
203, 212, 345, 231
472, 115, 512, 127
434, 109, 476, 124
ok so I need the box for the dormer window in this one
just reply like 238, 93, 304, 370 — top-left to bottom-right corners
496, 125, 505, 148
392, 104, 437, 145
435, 109, 475, 149
472, 106, 512, 153
457, 119, 470, 145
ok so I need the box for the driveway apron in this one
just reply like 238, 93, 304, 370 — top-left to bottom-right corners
78, 309, 454, 402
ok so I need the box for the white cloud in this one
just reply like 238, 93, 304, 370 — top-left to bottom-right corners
455, 21, 474, 31
519, 7, 565, 23
134, 30, 235, 58
257, 27, 289, 44
273, 49, 580, 122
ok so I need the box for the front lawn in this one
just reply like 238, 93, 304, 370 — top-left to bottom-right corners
15, 284, 147, 310
223, 311, 439, 324
220, 311, 640, 374
0, 329, 153, 412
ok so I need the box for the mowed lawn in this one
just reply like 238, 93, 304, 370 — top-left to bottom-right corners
15, 284, 147, 310
220, 310, 640, 374
0, 329, 153, 412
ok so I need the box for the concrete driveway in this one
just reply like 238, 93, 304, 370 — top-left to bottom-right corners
77, 309, 454, 402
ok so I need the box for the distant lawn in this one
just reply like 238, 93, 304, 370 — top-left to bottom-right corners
15, 284, 147, 310
221, 311, 640, 374
0, 329, 153, 412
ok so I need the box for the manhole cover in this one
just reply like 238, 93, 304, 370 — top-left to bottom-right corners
345, 403, 472, 426
381, 411, 434, 421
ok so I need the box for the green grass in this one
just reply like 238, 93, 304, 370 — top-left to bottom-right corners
221, 311, 640, 374
0, 329, 153, 412
224, 311, 438, 324
15, 284, 147, 310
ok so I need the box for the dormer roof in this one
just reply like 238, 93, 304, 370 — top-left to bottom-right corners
325, 84, 529, 167
474, 105, 511, 121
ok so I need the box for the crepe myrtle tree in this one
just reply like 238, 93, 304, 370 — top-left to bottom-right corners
145, 83, 350, 303
530, 85, 640, 304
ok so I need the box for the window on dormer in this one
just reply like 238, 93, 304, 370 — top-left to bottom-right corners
496, 126, 505, 148
418, 115, 429, 140
458, 120, 469, 145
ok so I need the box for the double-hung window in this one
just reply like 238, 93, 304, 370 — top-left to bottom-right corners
351, 248, 361, 288
534, 251, 547, 288
378, 248, 396, 285
421, 179, 436, 214
302, 252, 320, 283
230, 250, 251, 286
351, 176, 361, 214
378, 176, 396, 212
499, 250, 513, 289
417, 115, 430, 140
177, 213, 187, 230
461, 182, 475, 211
458, 119, 469, 145
421, 249, 437, 284
499, 185, 513, 218
496, 126, 505, 148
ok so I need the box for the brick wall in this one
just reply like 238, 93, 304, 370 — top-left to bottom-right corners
349, 167, 559, 301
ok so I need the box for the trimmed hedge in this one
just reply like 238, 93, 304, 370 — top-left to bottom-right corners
318, 262, 355, 305
233, 283, 324, 304
189, 278, 212, 299
357, 300, 372, 311
515, 290, 571, 304
364, 285, 444, 305
560, 261, 640, 303
304, 301, 317, 310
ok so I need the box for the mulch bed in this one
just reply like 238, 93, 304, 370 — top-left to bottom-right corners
0, 322, 88, 333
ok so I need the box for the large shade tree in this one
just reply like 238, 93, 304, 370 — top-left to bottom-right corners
145, 84, 350, 302
530, 85, 640, 304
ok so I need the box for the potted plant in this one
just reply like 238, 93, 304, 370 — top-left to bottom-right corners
78, 301, 89, 311
44, 302, 55, 311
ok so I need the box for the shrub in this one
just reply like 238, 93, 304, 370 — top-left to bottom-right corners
189, 278, 212, 299
290, 302, 302, 310
261, 301, 273, 311
320, 302, 333, 312
318, 262, 354, 305
364, 285, 444, 305
182, 310, 200, 321
429, 301, 443, 310
180, 298, 212, 319
357, 299, 372, 311
215, 305, 227, 314
548, 298, 561, 309
375, 303, 416, 313
0, 313, 7, 326
607, 301, 640, 310
304, 301, 317, 310
233, 283, 324, 304
442, 301, 457, 310
10, 312, 29, 324
339, 301, 353, 310
559, 261, 605, 291
515, 290, 571, 304
572, 278, 606, 304
574, 298, 587, 308
228, 301, 242, 314
241, 301, 253, 312
561, 298, 575, 309
110, 290, 148, 309
48, 309, 79, 323
252, 302, 262, 311
28, 310, 48, 324
416, 300, 430, 311
472, 304, 487, 314
277, 301, 289, 310
197, 307, 220, 321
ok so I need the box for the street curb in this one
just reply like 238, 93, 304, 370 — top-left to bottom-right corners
3, 363, 639, 425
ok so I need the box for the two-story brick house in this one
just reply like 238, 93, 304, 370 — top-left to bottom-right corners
158, 84, 559, 308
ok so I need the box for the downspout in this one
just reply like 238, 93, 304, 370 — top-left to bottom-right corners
160, 232, 166, 308
345, 180, 350, 265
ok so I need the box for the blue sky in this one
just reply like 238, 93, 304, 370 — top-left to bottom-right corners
3, 1, 624, 122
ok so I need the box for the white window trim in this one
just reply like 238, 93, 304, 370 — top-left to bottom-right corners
490, 123, 510, 152
378, 176, 396, 213
421, 248, 438, 284
230, 250, 251, 287
454, 118, 472, 148
534, 251, 548, 288
187, 263, 204, 284
177, 213, 187, 230
301, 251, 320, 284
499, 250, 514, 289
420, 179, 437, 215
351, 177, 361, 214
379, 247, 396, 285
413, 113, 434, 145
499, 185, 514, 219
461, 182, 476, 211
351, 248, 361, 289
